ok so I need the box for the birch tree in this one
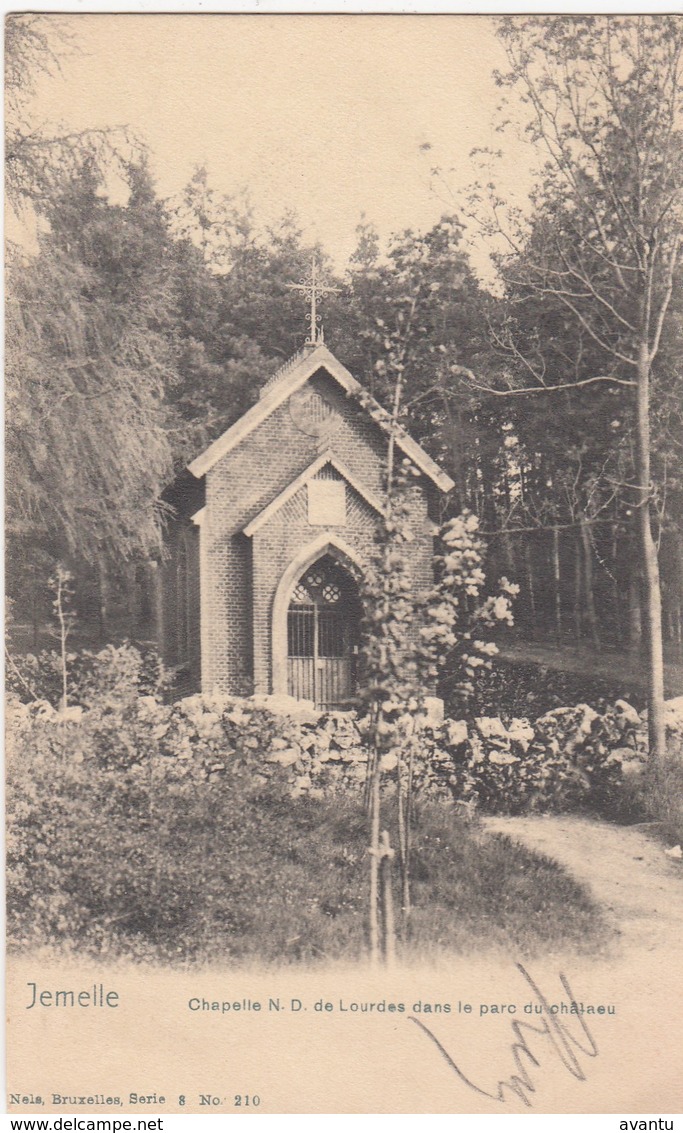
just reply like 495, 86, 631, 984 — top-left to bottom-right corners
474, 15, 683, 759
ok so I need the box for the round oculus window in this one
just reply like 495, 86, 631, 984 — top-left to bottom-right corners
289, 388, 339, 437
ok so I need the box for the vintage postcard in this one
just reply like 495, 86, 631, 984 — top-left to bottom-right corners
5, 9, 683, 1116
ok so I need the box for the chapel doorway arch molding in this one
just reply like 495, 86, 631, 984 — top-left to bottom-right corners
287, 555, 361, 709
271, 536, 365, 705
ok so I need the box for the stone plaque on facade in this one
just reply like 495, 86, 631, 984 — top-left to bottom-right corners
307, 478, 346, 525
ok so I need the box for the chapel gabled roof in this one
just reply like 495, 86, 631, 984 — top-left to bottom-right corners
242, 452, 385, 537
187, 342, 455, 493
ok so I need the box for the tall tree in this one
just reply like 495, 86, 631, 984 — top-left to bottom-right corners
473, 15, 683, 758
6, 160, 179, 626
5, 13, 174, 639
340, 215, 494, 513
5, 14, 133, 219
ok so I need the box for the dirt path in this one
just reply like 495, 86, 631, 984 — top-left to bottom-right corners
484, 814, 683, 955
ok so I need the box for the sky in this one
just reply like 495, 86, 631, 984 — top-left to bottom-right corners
16, 13, 536, 275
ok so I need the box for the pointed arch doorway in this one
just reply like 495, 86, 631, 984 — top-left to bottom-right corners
286, 553, 362, 709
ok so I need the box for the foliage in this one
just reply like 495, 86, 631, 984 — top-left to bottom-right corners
5, 14, 682, 666
6, 690, 610, 963
358, 475, 517, 727
638, 758, 683, 846
430, 511, 519, 705
170, 165, 253, 272
6, 643, 167, 709
48, 563, 76, 713
357, 478, 518, 853
6, 629, 652, 833
340, 217, 489, 463
169, 173, 337, 363
337, 217, 513, 583
7, 650, 74, 707
465, 656, 646, 719
473, 15, 683, 755
6, 716, 364, 962
408, 702, 641, 818
629, 708, 683, 843
5, 14, 134, 216
356, 447, 517, 945
6, 160, 178, 567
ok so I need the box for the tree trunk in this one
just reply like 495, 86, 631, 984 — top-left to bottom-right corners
441, 392, 464, 512
628, 568, 642, 653
127, 561, 138, 641
149, 560, 164, 656
396, 750, 406, 892
55, 572, 69, 716
402, 740, 415, 918
579, 513, 600, 650
611, 524, 621, 646
31, 570, 40, 649
379, 830, 396, 967
635, 341, 665, 761
97, 558, 110, 643
573, 536, 582, 645
500, 530, 517, 586
673, 597, 683, 655
523, 539, 537, 638
551, 527, 562, 644
671, 531, 683, 656
368, 740, 382, 966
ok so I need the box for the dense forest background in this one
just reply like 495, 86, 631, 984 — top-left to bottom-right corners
6, 15, 683, 695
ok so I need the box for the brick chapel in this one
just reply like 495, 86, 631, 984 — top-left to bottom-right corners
160, 293, 454, 709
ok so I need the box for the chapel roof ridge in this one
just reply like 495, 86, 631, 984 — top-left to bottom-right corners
187, 337, 454, 493
259, 341, 320, 399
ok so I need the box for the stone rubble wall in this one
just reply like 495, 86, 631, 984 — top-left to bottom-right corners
13, 683, 681, 815
177, 690, 675, 812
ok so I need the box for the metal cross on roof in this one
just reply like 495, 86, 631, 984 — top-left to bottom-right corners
286, 257, 340, 345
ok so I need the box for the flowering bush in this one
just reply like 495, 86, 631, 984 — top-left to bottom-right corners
428, 511, 518, 706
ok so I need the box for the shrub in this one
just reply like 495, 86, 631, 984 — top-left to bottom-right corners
638, 757, 683, 846
387, 701, 643, 818
462, 655, 645, 719
628, 705, 683, 844
6, 703, 610, 964
7, 643, 648, 825
6, 642, 167, 709
6, 700, 363, 963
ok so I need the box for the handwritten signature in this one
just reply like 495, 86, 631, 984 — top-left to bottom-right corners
408, 964, 599, 1108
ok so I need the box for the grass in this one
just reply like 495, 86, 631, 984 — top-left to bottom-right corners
637, 754, 683, 846
9, 767, 613, 966
404, 802, 612, 960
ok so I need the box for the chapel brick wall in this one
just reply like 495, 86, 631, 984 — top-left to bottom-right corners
251, 482, 380, 694
200, 370, 433, 696
187, 525, 202, 691
250, 479, 434, 694
160, 519, 202, 696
